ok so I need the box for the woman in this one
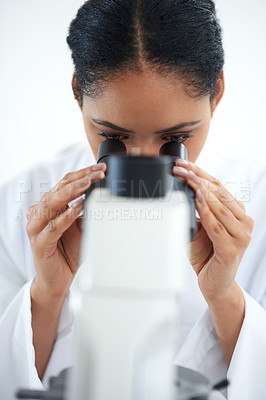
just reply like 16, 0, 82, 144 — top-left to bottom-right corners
0, 1, 265, 399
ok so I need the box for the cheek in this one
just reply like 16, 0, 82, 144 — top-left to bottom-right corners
187, 139, 207, 163
84, 129, 100, 161
82, 117, 102, 160
187, 125, 210, 163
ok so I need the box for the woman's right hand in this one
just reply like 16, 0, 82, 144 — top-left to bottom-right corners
26, 162, 106, 298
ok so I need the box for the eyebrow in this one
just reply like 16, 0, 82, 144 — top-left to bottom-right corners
91, 117, 201, 134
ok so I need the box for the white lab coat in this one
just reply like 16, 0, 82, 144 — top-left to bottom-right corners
0, 142, 266, 400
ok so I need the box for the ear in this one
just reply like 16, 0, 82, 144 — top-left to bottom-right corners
210, 69, 225, 116
72, 72, 83, 109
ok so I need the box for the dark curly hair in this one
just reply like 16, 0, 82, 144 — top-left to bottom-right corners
66, 0, 224, 102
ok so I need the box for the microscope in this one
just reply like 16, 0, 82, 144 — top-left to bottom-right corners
16, 141, 228, 400
68, 139, 196, 400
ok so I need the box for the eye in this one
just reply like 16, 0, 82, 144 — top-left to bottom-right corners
162, 133, 193, 143
98, 131, 129, 141
98, 131, 193, 142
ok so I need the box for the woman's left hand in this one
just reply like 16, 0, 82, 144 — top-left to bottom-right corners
173, 159, 254, 303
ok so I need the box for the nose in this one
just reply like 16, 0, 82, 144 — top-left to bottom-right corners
128, 145, 159, 158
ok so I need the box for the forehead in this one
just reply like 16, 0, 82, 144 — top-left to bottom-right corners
82, 71, 210, 128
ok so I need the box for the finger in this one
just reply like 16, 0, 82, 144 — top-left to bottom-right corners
187, 175, 252, 241
197, 183, 242, 238
173, 166, 246, 221
175, 159, 220, 183
27, 170, 105, 236
173, 166, 245, 238
173, 167, 234, 237
172, 166, 188, 183
176, 159, 244, 212
200, 180, 247, 222
26, 205, 35, 221
35, 198, 84, 252
194, 188, 231, 246
235, 199, 247, 212
50, 163, 107, 194
184, 173, 244, 237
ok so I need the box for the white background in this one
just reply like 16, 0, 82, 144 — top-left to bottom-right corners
0, 0, 265, 185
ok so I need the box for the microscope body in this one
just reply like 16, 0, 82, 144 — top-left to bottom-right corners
68, 141, 195, 400
70, 188, 190, 400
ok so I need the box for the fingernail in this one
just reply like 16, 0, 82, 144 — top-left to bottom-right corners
188, 171, 201, 184
176, 159, 190, 168
72, 197, 84, 208
173, 166, 189, 178
196, 189, 205, 205
91, 163, 106, 171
